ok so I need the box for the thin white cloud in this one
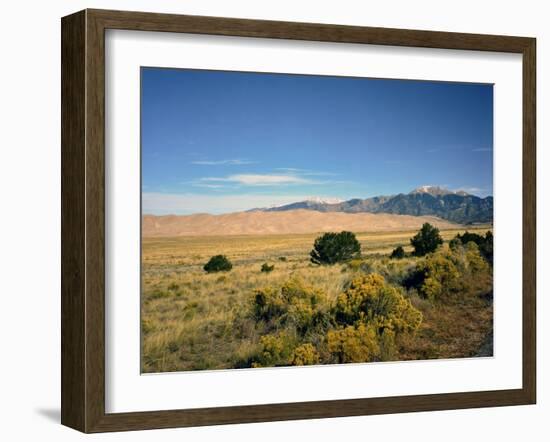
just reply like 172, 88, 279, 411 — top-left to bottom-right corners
426, 145, 493, 153
275, 167, 307, 172
191, 159, 256, 165
274, 168, 338, 177
456, 186, 483, 193
191, 183, 228, 189
200, 173, 319, 186
455, 186, 492, 197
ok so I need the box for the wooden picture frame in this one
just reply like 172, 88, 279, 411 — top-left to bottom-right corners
61, 8, 536, 433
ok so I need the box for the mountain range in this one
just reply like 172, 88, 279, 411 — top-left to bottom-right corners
253, 186, 493, 224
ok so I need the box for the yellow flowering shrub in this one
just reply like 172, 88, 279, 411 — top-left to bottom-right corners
252, 278, 328, 333
416, 248, 461, 300
291, 343, 320, 366
465, 242, 491, 275
411, 243, 492, 301
251, 333, 294, 368
280, 278, 326, 306
327, 324, 380, 363
334, 274, 422, 334
252, 286, 286, 322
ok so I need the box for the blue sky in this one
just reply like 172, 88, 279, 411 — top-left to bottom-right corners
141, 68, 493, 215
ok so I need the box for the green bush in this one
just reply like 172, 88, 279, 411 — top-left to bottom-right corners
310, 231, 361, 265
261, 263, 275, 273
410, 223, 443, 256
203, 254, 232, 273
481, 231, 494, 264
390, 246, 405, 259
452, 230, 493, 264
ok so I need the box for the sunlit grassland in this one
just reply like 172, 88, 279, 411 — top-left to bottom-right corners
141, 226, 492, 373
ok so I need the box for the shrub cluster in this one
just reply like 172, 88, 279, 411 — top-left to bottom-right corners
327, 324, 379, 364
329, 274, 422, 362
231, 225, 492, 369
450, 230, 493, 264
405, 241, 492, 301
252, 278, 328, 335
291, 343, 320, 366
247, 274, 422, 367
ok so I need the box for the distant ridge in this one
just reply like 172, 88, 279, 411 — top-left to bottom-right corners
254, 186, 493, 224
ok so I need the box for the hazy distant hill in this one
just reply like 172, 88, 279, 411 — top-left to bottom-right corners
142, 210, 458, 237
257, 186, 493, 224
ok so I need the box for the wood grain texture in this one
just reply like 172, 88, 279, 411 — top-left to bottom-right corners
85, 9, 107, 432
522, 38, 537, 404
61, 10, 86, 432
89, 8, 532, 52
61, 8, 537, 433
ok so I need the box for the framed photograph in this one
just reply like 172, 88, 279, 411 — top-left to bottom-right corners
61, 9, 536, 433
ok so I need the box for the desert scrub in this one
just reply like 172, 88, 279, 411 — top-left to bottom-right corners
251, 278, 328, 331
346, 258, 371, 273
251, 332, 296, 367
390, 246, 405, 259
252, 286, 286, 323
141, 227, 492, 372
247, 274, 422, 366
465, 242, 491, 274
261, 263, 275, 273
345, 255, 416, 284
451, 230, 493, 264
291, 343, 320, 366
327, 324, 380, 363
406, 243, 492, 301
327, 274, 422, 362
333, 274, 422, 334
203, 254, 233, 273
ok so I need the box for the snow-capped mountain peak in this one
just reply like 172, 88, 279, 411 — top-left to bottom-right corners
409, 186, 470, 197
304, 196, 344, 204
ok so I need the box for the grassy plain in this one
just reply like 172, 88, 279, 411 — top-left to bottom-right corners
141, 226, 493, 373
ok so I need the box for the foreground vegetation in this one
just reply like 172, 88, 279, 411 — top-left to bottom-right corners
141, 226, 493, 373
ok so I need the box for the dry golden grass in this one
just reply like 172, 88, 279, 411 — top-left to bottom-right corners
141, 226, 492, 373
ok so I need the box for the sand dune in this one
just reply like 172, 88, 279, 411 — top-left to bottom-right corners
142, 209, 459, 237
